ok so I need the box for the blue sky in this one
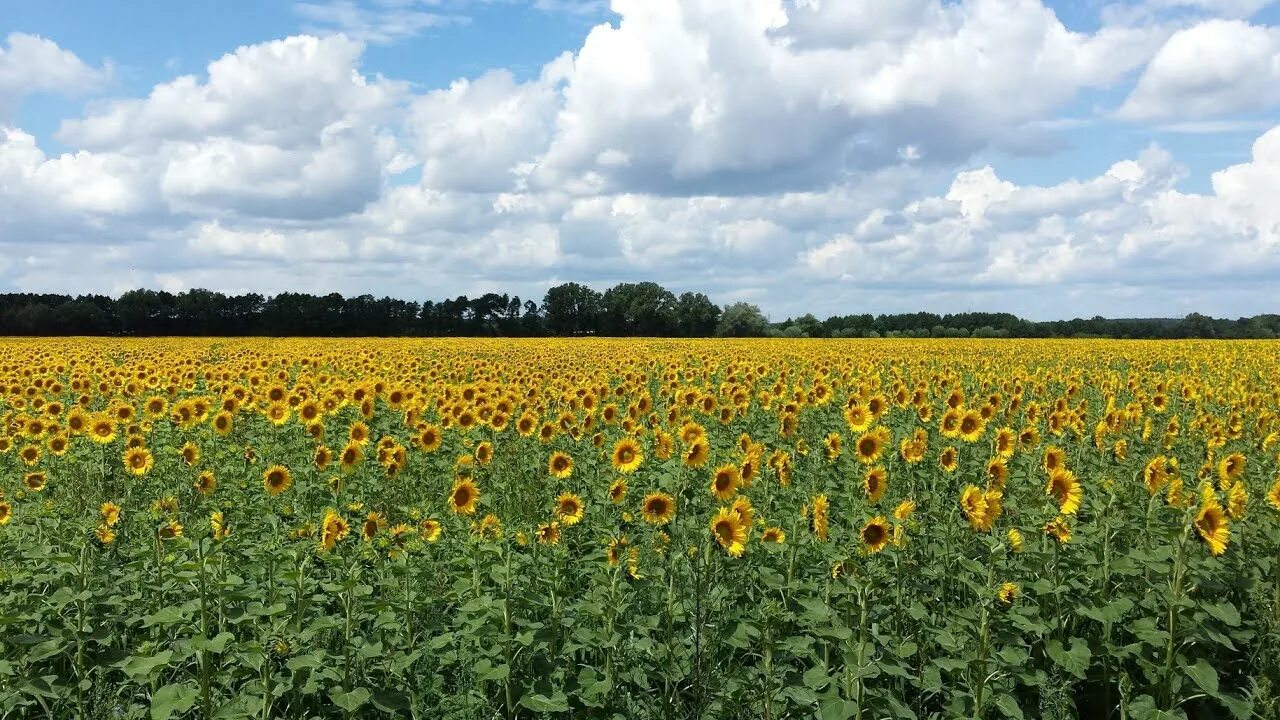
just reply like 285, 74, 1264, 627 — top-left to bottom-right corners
2, 0, 1279, 319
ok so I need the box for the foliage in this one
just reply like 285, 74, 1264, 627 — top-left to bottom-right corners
1, 337, 1279, 720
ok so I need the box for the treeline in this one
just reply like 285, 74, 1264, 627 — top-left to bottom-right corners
0, 284, 1277, 339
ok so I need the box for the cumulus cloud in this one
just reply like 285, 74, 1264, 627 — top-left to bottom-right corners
1119, 19, 1280, 119
0, 33, 110, 117
803, 131, 1280, 316
530, 0, 1163, 194
1, 1, 1279, 318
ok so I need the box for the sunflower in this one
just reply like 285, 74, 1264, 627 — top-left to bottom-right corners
211, 511, 231, 540
641, 492, 676, 525
194, 471, 217, 496
1045, 468, 1082, 515
94, 524, 116, 545
731, 496, 755, 528
823, 432, 842, 460
997, 582, 1020, 606
1042, 446, 1065, 474
340, 441, 363, 471
683, 437, 710, 468
939, 446, 959, 473
893, 499, 916, 520
1194, 494, 1230, 556
1144, 456, 1170, 494
1007, 528, 1024, 553
1044, 516, 1072, 544
1226, 481, 1248, 519
1217, 453, 1246, 486
554, 492, 584, 525
418, 425, 442, 452
608, 478, 628, 504
606, 536, 628, 566
263, 465, 293, 496
87, 415, 117, 445
958, 410, 985, 443
158, 520, 184, 541
854, 428, 889, 464
320, 509, 351, 551
860, 516, 891, 553
710, 464, 740, 501
470, 514, 503, 541
362, 512, 385, 541
960, 485, 988, 531
611, 438, 644, 473
761, 526, 786, 544
100, 501, 122, 527
24, 471, 47, 492
1268, 476, 1280, 512
474, 441, 493, 465
857, 465, 887, 504
985, 457, 1009, 490
843, 403, 872, 432
994, 427, 1016, 458
811, 494, 830, 542
419, 518, 442, 542
179, 442, 200, 467
212, 412, 233, 436
543, 450, 573, 479
19, 444, 40, 466
709, 507, 748, 558
348, 421, 370, 446
449, 478, 480, 516
47, 433, 69, 456
536, 521, 561, 545
0, 501, 11, 526
313, 446, 334, 471
119, 446, 153, 476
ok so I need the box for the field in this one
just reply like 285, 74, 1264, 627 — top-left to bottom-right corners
1, 338, 1279, 719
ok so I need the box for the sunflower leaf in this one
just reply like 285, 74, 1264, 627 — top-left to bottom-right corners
1184, 658, 1218, 696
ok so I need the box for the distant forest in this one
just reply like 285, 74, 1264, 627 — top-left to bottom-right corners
0, 283, 1277, 339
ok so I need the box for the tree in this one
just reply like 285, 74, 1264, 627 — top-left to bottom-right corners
542, 283, 602, 335
600, 282, 678, 336
717, 302, 770, 337
675, 292, 721, 337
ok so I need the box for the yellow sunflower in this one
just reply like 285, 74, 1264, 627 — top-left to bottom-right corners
709, 507, 747, 558
641, 492, 676, 525
123, 447, 154, 476
449, 478, 480, 516
860, 516, 891, 553
555, 492, 585, 525
548, 451, 574, 479
263, 465, 293, 496
611, 438, 644, 474
1045, 468, 1082, 515
710, 464, 740, 501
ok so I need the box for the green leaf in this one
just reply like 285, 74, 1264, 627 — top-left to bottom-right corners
151, 683, 199, 720
1184, 658, 1218, 696
1204, 601, 1240, 627
121, 651, 174, 682
328, 687, 371, 712
802, 664, 832, 691
370, 689, 411, 713
143, 606, 185, 628
994, 695, 1024, 719
819, 698, 857, 720
520, 692, 570, 712
1045, 639, 1091, 679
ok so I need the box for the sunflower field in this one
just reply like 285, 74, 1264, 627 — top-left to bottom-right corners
1, 338, 1279, 720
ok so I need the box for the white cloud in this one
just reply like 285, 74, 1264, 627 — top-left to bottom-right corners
1119, 19, 1280, 119
3, 2, 1280, 318
294, 1, 465, 45
0, 33, 110, 117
